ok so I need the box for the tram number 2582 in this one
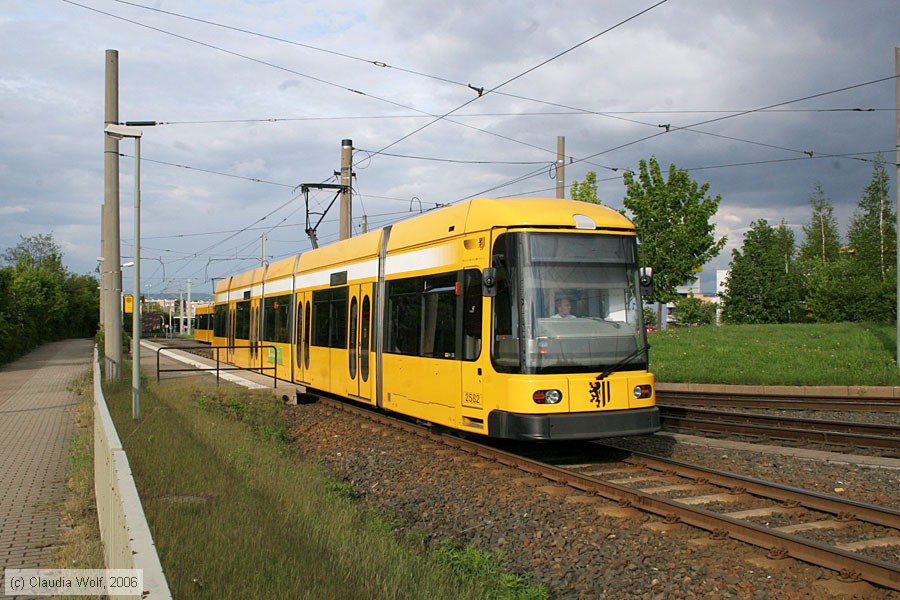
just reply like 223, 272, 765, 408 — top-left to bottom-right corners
463, 392, 482, 407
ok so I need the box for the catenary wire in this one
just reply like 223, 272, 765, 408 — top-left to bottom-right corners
366, 0, 669, 158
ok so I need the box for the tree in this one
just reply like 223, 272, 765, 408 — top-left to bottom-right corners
847, 153, 895, 281
0, 233, 100, 365
1, 233, 64, 272
622, 157, 726, 312
798, 183, 841, 264
672, 292, 716, 326
66, 274, 101, 339
570, 171, 599, 204
720, 219, 802, 324
0, 267, 22, 364
775, 220, 797, 276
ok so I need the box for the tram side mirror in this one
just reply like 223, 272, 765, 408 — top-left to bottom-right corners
639, 267, 653, 297
482, 268, 497, 297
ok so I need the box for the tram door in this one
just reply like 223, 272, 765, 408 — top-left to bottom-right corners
250, 299, 260, 369
294, 292, 311, 385
226, 302, 236, 363
347, 284, 374, 402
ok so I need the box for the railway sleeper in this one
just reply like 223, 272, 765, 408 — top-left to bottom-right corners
837, 536, 900, 552
725, 506, 807, 519
775, 519, 853, 533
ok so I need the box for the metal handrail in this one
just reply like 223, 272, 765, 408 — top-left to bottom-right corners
155, 344, 279, 388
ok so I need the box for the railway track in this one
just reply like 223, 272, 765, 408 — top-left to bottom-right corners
657, 389, 900, 413
658, 405, 900, 452
532, 442, 900, 592
317, 396, 900, 592
158, 342, 900, 589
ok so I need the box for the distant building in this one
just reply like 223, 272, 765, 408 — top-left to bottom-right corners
716, 270, 729, 297
675, 278, 701, 298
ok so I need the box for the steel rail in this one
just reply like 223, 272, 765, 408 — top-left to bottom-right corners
604, 446, 900, 529
659, 406, 900, 450
657, 390, 900, 413
315, 396, 900, 591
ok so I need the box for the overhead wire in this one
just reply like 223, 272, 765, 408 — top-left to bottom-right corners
77, 0, 857, 178
117, 154, 295, 187
75, 0, 892, 177
59, 0, 453, 118
152, 107, 893, 125
62, 0, 639, 178
68, 1, 896, 285
108, 0, 479, 91
366, 0, 670, 159
447, 75, 896, 205
112, 0, 884, 178
62, 0, 609, 168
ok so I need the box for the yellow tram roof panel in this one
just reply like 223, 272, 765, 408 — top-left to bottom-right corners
265, 255, 296, 280
229, 268, 258, 290
465, 198, 635, 232
297, 229, 381, 273
386, 198, 634, 250
214, 276, 232, 296
214, 198, 636, 292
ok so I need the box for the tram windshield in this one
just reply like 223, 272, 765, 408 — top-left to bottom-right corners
491, 231, 648, 375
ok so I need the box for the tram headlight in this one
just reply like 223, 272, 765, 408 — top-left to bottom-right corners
533, 389, 562, 404
633, 385, 652, 399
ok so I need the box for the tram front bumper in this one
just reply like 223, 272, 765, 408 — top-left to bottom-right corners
487, 406, 660, 441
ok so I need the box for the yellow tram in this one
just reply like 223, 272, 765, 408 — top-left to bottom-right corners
210, 198, 659, 441
193, 303, 215, 343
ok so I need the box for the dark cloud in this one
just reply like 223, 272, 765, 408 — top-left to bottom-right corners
1, 0, 895, 295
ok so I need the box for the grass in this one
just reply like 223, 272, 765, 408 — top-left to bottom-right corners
104, 373, 547, 599
648, 322, 900, 386
79, 321, 895, 596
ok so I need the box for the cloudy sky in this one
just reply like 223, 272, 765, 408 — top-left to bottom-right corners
2, 0, 897, 295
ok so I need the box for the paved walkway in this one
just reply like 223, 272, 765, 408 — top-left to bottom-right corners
0, 339, 93, 591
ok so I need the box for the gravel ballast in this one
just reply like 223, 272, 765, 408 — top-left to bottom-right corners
285, 401, 900, 599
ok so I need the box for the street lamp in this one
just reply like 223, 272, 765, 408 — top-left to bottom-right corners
104, 123, 143, 420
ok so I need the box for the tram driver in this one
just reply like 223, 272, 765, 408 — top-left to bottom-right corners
552, 295, 577, 319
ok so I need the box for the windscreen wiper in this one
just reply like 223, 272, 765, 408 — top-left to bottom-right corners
596, 345, 650, 381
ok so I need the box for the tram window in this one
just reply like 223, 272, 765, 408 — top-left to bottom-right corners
385, 272, 457, 359
424, 276, 456, 358
263, 294, 291, 343
385, 278, 421, 355
303, 301, 311, 369
295, 300, 303, 368
312, 287, 348, 349
360, 295, 370, 381
491, 233, 519, 369
213, 304, 227, 337
463, 269, 482, 360
348, 296, 358, 378
234, 300, 251, 340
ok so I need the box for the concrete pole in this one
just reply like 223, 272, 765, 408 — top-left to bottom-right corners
340, 139, 352, 240
98, 219, 105, 327
556, 136, 566, 199
103, 49, 123, 380
132, 135, 141, 420
895, 47, 899, 367
179, 288, 184, 335
187, 278, 192, 336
